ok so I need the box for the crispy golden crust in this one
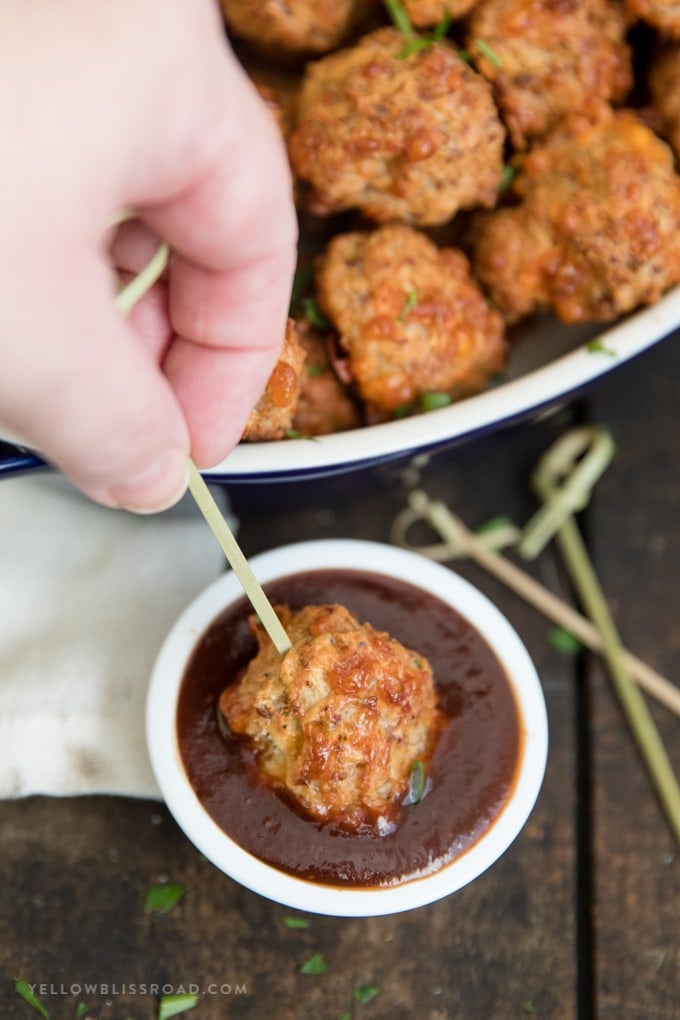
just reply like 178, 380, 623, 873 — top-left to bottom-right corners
471, 105, 680, 323
289, 28, 505, 226
292, 318, 363, 436
649, 43, 680, 157
404, 0, 478, 26
466, 0, 632, 149
315, 224, 506, 417
242, 319, 306, 441
219, 0, 370, 56
624, 0, 680, 37
220, 603, 442, 832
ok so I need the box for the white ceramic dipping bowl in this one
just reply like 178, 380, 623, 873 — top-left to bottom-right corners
146, 539, 548, 917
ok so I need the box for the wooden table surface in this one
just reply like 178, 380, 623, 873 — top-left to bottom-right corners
1, 335, 678, 1020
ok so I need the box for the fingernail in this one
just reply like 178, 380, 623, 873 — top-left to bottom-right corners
109, 448, 189, 514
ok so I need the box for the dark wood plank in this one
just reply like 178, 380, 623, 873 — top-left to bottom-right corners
0, 413, 580, 1020
585, 336, 680, 1018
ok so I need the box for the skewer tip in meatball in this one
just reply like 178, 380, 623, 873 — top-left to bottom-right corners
289, 27, 505, 226
648, 42, 680, 158
466, 0, 632, 149
242, 319, 306, 441
315, 224, 506, 419
472, 105, 680, 324
220, 603, 443, 833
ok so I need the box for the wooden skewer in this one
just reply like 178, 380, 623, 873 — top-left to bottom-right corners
187, 461, 292, 656
400, 491, 680, 719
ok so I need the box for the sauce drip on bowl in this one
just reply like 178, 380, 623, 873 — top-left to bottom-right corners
176, 569, 521, 887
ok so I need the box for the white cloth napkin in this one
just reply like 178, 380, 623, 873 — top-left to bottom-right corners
0, 472, 231, 799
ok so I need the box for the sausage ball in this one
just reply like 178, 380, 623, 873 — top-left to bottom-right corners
404, 0, 478, 27
292, 317, 363, 436
471, 105, 680, 323
624, 0, 680, 38
289, 27, 505, 226
242, 319, 306, 440
220, 603, 442, 833
466, 0, 632, 149
315, 224, 506, 418
649, 43, 680, 157
219, 0, 371, 57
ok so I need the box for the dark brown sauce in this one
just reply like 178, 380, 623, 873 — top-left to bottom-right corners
176, 569, 521, 887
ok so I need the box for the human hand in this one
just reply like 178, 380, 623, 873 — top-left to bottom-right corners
0, 0, 297, 511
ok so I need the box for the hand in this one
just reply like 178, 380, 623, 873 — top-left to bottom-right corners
0, 0, 297, 511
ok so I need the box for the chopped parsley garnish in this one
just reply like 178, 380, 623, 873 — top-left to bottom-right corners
408, 760, 426, 804
384, 0, 452, 59
354, 984, 381, 1004
306, 364, 323, 377
474, 39, 503, 68
398, 289, 418, 320
158, 993, 199, 1020
499, 164, 516, 191
144, 881, 185, 914
299, 952, 328, 975
284, 915, 310, 929
548, 627, 583, 655
302, 296, 332, 330
14, 981, 49, 1019
587, 338, 617, 357
75, 1006, 90, 1019
476, 514, 515, 535
420, 391, 451, 412
284, 429, 320, 442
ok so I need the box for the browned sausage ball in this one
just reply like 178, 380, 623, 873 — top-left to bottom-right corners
292, 318, 363, 436
289, 27, 505, 225
624, 0, 680, 38
315, 224, 506, 419
219, 0, 371, 57
466, 0, 632, 149
242, 319, 306, 440
220, 603, 442, 832
471, 105, 680, 323
649, 43, 680, 157
404, 0, 478, 27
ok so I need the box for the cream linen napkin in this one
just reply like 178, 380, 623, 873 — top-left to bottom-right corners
0, 472, 230, 799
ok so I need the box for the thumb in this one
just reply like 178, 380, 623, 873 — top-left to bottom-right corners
0, 259, 191, 512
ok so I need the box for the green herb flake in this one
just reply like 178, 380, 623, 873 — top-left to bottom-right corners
284, 429, 320, 442
399, 35, 431, 58
587, 338, 617, 357
476, 514, 515, 535
384, 0, 414, 38
299, 952, 328, 975
14, 981, 49, 1019
398, 289, 418, 320
474, 38, 503, 68
394, 401, 416, 419
354, 984, 380, 1004
306, 364, 323, 378
158, 993, 199, 1020
499, 164, 516, 191
144, 881, 185, 914
408, 760, 426, 804
457, 47, 471, 63
548, 626, 583, 655
432, 11, 453, 39
523, 1002, 536, 1014
302, 296, 332, 330
337, 1014, 352, 1020
284, 915, 310, 929
289, 264, 314, 315
75, 1006, 90, 1019
420, 391, 451, 412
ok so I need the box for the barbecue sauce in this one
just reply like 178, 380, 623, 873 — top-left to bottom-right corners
176, 569, 521, 887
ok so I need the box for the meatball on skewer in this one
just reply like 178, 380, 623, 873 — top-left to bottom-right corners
220, 603, 443, 833
289, 27, 505, 226
472, 105, 680, 324
316, 224, 506, 419
242, 319, 306, 441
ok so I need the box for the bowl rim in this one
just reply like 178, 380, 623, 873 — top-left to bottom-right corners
146, 539, 548, 917
203, 286, 680, 480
